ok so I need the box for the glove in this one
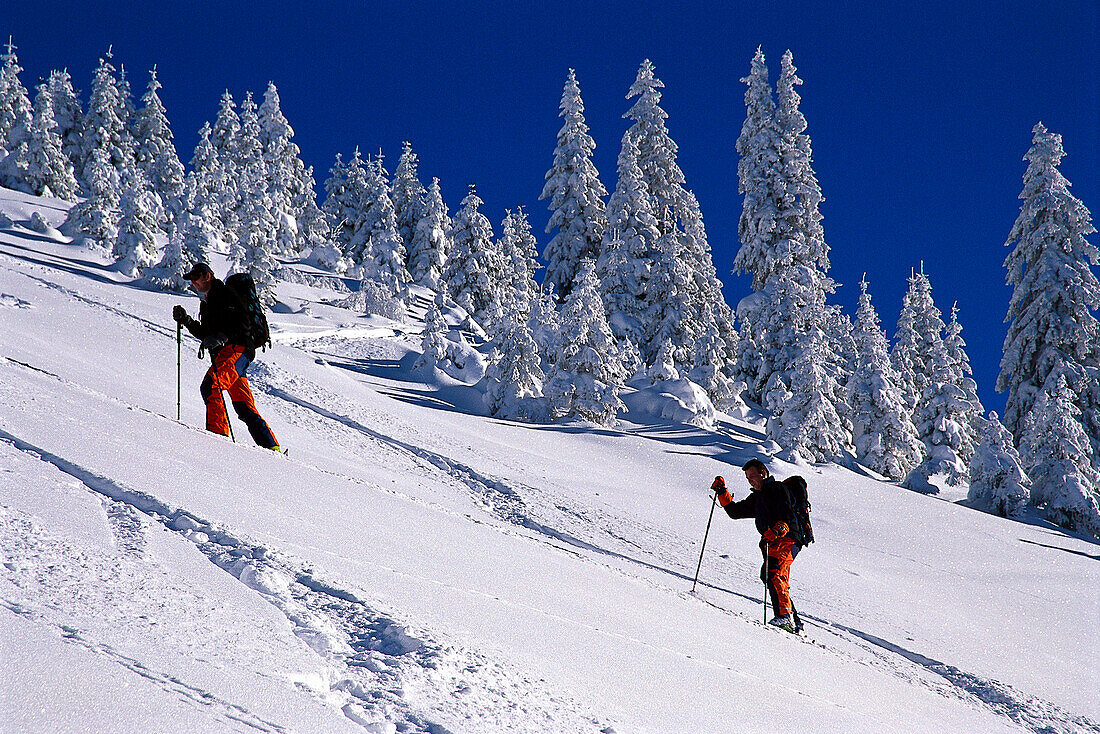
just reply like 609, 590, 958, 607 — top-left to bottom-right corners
172, 305, 188, 323
711, 475, 733, 507
201, 333, 228, 352
763, 522, 789, 543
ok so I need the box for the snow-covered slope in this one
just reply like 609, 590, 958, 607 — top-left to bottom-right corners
1, 188, 1097, 733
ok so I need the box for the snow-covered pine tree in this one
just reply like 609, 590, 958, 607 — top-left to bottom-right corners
323, 148, 369, 255
498, 207, 541, 322
391, 141, 427, 265
944, 301, 985, 460
544, 260, 626, 425
688, 320, 741, 413
113, 170, 160, 278
892, 265, 939, 417
0, 37, 32, 153
258, 81, 319, 254
188, 121, 231, 247
904, 338, 974, 490
442, 184, 504, 331
2, 83, 78, 199
762, 271, 851, 463
541, 69, 608, 299
146, 198, 215, 293
1020, 373, 1100, 537
733, 47, 782, 293
415, 293, 451, 371
229, 125, 279, 307
527, 282, 561, 357
484, 305, 546, 422
646, 340, 679, 383
45, 69, 83, 177
346, 154, 410, 290
132, 67, 184, 228
80, 48, 136, 187
999, 123, 1100, 457
848, 277, 922, 479
597, 131, 659, 356
408, 176, 451, 289
968, 412, 1030, 518
209, 90, 241, 235
63, 147, 120, 249
623, 59, 729, 370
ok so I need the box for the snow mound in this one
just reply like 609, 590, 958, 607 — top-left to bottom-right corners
624, 377, 717, 429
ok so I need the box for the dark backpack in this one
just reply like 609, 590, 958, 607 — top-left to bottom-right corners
225, 272, 271, 351
782, 476, 814, 545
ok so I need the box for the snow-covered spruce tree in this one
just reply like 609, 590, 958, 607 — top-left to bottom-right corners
498, 207, 541, 322
541, 68, 608, 299
408, 177, 451, 289
968, 412, 1030, 518
734, 50, 844, 418
442, 184, 505, 331
904, 341, 974, 491
2, 83, 78, 199
146, 201, 215, 292
64, 147, 120, 249
484, 306, 546, 421
544, 260, 626, 426
188, 122, 231, 248
944, 301, 985, 458
209, 90, 241, 235
0, 37, 32, 153
623, 59, 730, 370
80, 48, 135, 187
346, 155, 410, 290
391, 141, 427, 265
733, 47, 782, 293
688, 320, 742, 413
323, 148, 369, 255
45, 69, 83, 177
646, 340, 679, 383
113, 171, 160, 278
229, 142, 279, 306
415, 294, 451, 371
762, 270, 851, 463
891, 265, 942, 417
999, 122, 1100, 456
848, 277, 922, 480
258, 81, 320, 254
132, 67, 184, 227
597, 131, 659, 356
527, 282, 561, 357
1020, 373, 1100, 537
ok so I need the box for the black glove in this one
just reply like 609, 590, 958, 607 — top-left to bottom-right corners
201, 333, 228, 352
172, 305, 188, 323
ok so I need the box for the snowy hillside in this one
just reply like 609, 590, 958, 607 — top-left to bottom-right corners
1, 187, 1097, 734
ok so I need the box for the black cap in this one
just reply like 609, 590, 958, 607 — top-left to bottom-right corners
182, 262, 213, 280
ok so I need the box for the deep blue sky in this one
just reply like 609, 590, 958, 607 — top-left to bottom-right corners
6, 1, 1098, 413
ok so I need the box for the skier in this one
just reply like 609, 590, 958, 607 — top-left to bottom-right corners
712, 459, 802, 632
172, 262, 280, 451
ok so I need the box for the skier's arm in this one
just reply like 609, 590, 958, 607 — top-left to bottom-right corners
720, 491, 756, 520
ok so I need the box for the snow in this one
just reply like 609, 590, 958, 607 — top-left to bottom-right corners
1, 187, 1098, 733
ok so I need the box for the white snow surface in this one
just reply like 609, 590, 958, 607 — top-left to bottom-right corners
0, 186, 1097, 733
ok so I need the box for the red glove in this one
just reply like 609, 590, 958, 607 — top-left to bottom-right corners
763, 522, 789, 542
711, 476, 733, 506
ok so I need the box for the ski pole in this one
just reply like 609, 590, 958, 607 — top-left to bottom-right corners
224, 396, 235, 442
176, 322, 182, 421
691, 492, 718, 593
763, 541, 769, 624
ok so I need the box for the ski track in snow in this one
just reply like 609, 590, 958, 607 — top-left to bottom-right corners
0, 251, 1093, 732
252, 355, 1099, 734
0, 420, 610, 734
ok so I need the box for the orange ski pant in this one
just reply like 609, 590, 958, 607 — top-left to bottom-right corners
200, 345, 278, 449
761, 539, 798, 616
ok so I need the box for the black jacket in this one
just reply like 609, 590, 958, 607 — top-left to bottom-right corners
183, 279, 247, 353
722, 477, 795, 539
